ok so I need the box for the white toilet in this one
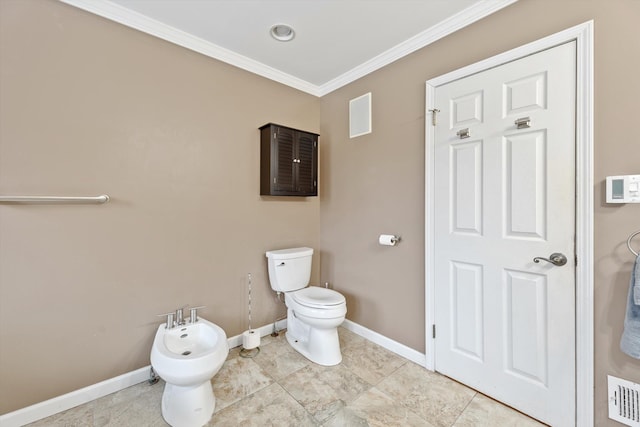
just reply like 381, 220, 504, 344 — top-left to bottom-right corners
266, 247, 347, 366
150, 315, 228, 427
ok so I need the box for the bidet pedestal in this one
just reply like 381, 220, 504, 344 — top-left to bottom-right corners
161, 381, 215, 427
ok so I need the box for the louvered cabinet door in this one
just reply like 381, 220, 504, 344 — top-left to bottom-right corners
260, 123, 318, 196
273, 126, 296, 193
294, 131, 317, 196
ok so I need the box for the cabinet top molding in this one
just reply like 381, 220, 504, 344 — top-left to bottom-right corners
260, 123, 319, 136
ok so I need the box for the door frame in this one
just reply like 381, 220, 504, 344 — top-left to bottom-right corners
424, 21, 594, 426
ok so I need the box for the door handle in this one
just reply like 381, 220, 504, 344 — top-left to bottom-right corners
533, 252, 568, 266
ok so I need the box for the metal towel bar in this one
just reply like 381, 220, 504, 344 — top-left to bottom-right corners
0, 194, 109, 204
628, 230, 640, 257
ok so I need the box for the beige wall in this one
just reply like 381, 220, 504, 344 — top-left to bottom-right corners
319, 0, 640, 425
2, 0, 639, 425
0, 0, 320, 413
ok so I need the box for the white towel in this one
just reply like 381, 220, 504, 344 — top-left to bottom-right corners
621, 255, 640, 359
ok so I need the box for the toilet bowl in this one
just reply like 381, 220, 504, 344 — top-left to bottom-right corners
266, 247, 347, 366
150, 317, 228, 427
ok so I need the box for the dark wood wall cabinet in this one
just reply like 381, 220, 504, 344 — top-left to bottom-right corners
260, 123, 318, 196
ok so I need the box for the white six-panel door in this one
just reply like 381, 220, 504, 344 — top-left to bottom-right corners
433, 41, 576, 426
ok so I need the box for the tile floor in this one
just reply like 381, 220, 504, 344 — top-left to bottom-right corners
27, 327, 546, 426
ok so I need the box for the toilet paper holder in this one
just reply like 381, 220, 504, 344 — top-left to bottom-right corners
379, 234, 401, 246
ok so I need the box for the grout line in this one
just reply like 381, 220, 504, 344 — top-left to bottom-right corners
450, 391, 478, 426
12, 325, 536, 427
275, 380, 320, 425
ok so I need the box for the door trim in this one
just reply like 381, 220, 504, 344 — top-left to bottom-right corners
424, 21, 594, 426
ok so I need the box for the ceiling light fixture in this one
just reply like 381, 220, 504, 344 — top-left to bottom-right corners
270, 24, 295, 42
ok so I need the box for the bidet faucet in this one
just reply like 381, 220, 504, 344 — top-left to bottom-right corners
157, 311, 176, 329
189, 306, 205, 323
175, 306, 188, 326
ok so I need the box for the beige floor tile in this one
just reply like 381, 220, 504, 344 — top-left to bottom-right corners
258, 329, 288, 348
251, 336, 311, 381
213, 356, 274, 412
90, 381, 164, 426
209, 383, 316, 427
93, 382, 166, 426
25, 382, 167, 427
227, 344, 242, 360
23, 326, 546, 427
338, 327, 367, 350
319, 401, 369, 427
453, 393, 547, 427
323, 387, 434, 427
279, 363, 370, 423
341, 338, 407, 385
25, 403, 95, 427
376, 362, 475, 427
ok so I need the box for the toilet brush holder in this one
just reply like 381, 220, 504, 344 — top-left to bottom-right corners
240, 273, 260, 358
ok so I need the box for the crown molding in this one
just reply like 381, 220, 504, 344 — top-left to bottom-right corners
59, 0, 322, 96
317, 0, 519, 95
59, 0, 517, 98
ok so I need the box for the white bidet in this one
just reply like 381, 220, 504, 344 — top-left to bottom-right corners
150, 316, 228, 427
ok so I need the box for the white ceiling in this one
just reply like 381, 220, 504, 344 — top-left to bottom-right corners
61, 0, 517, 96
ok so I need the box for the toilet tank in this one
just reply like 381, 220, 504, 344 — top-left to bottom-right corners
265, 247, 313, 292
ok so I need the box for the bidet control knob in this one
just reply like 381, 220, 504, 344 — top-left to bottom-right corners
189, 306, 206, 323
156, 312, 176, 329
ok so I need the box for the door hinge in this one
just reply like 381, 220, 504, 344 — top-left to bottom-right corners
432, 324, 436, 339
428, 108, 440, 126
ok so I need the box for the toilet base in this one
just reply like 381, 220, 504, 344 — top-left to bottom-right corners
161, 381, 215, 427
286, 325, 342, 366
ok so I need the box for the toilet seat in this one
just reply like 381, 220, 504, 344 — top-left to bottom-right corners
291, 286, 345, 308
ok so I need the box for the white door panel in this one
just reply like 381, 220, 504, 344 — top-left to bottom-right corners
451, 140, 482, 235
434, 41, 576, 426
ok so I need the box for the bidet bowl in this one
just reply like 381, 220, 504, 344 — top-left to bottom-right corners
151, 317, 229, 386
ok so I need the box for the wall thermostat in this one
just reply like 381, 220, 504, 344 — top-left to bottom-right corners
606, 175, 640, 203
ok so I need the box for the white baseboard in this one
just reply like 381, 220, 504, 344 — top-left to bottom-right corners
226, 318, 288, 349
0, 366, 151, 427
0, 319, 288, 427
0, 318, 421, 426
341, 319, 427, 368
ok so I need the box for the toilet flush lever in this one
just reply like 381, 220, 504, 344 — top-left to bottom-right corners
277, 262, 285, 266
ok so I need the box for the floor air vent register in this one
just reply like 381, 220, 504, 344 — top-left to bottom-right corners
609, 375, 640, 427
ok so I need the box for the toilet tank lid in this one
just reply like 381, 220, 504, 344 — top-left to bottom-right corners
265, 247, 313, 260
